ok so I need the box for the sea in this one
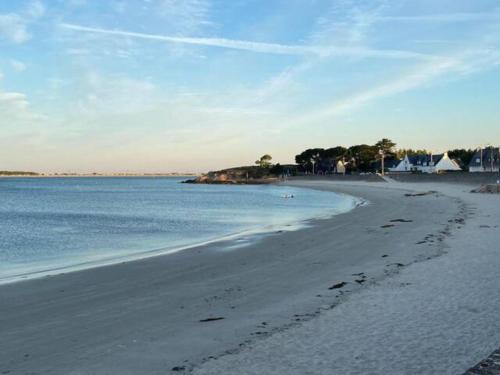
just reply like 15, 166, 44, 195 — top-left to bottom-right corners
0, 177, 359, 283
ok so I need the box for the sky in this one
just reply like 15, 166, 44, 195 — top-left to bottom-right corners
1, 0, 500, 173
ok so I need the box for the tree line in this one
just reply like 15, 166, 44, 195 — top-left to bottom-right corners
294, 139, 476, 173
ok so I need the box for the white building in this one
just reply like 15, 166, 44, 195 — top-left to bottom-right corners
390, 152, 461, 174
335, 160, 346, 174
390, 155, 412, 172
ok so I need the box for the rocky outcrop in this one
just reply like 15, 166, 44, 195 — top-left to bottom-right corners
183, 167, 279, 184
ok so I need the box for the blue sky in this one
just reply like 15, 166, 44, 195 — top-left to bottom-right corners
1, 0, 500, 173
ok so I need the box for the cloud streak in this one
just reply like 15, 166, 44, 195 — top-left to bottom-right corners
289, 46, 500, 126
60, 23, 435, 60
378, 12, 500, 23
286, 57, 466, 128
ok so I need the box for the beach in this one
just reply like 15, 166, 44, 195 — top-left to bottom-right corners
1, 178, 499, 374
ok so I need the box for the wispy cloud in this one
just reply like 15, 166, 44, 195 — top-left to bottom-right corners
235, 1, 394, 111
60, 23, 436, 60
248, 1, 393, 107
289, 46, 500, 126
156, 0, 212, 35
292, 58, 459, 125
0, 88, 43, 124
250, 3, 500, 126
25, 0, 45, 19
309, 0, 389, 46
69, 71, 158, 117
0, 1, 45, 43
378, 12, 500, 23
0, 91, 29, 107
0, 14, 30, 43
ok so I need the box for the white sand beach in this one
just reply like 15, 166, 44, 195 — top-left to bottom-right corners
194, 179, 500, 375
1, 178, 499, 375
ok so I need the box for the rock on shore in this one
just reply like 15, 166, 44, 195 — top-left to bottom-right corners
183, 166, 279, 184
471, 184, 500, 194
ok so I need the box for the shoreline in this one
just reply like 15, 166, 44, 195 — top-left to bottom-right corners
1, 179, 498, 374
0, 186, 362, 286
0, 174, 198, 178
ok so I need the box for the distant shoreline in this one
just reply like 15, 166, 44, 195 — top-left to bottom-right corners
0, 173, 198, 178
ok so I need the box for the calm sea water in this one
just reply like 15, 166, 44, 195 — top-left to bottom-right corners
0, 177, 358, 282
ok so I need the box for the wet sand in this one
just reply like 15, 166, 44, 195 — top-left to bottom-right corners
0, 179, 489, 374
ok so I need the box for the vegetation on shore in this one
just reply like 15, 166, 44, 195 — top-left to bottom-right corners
295, 138, 397, 173
447, 149, 476, 167
185, 155, 295, 184
295, 139, 475, 173
0, 171, 39, 176
187, 141, 480, 184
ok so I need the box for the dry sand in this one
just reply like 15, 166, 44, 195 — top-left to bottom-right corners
0, 178, 498, 374
194, 179, 500, 375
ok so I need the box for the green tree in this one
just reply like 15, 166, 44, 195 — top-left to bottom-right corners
269, 163, 284, 175
347, 144, 378, 172
448, 149, 475, 170
323, 146, 348, 160
375, 138, 397, 155
295, 148, 324, 172
255, 154, 273, 168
